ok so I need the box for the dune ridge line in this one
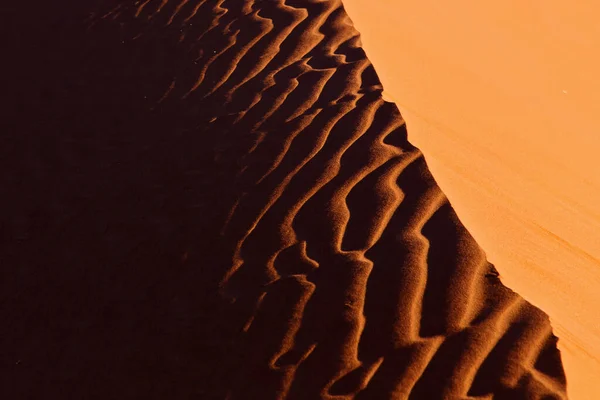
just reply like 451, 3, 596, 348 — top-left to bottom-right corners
3, 0, 567, 398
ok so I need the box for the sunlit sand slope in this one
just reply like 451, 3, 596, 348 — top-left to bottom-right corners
342, 1, 600, 398
3, 0, 566, 398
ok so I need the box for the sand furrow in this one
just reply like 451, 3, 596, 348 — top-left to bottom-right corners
3, 0, 568, 399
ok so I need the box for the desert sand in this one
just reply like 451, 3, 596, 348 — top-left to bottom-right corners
343, 0, 600, 398
3, 0, 569, 398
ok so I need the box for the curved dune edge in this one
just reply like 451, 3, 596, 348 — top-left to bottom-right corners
341, 2, 600, 399
4, 0, 566, 399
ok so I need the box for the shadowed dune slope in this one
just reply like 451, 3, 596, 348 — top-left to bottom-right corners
2, 0, 566, 399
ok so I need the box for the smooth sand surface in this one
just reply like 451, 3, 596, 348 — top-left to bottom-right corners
343, 0, 600, 398
4, 0, 567, 398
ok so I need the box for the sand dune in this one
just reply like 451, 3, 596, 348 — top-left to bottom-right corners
342, 1, 600, 398
3, 0, 566, 398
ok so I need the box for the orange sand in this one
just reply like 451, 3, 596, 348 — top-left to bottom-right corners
4, 0, 570, 398
343, 1, 600, 398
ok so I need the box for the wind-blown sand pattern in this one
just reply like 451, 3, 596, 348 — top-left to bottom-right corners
341, 2, 600, 398
3, 0, 566, 399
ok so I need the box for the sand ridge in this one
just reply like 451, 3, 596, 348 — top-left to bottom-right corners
3, 0, 566, 398
341, 1, 600, 398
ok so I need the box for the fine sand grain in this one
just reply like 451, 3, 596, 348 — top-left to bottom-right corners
343, 1, 600, 398
3, 1, 567, 398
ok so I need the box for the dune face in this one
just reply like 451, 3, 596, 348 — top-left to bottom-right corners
3, 0, 566, 399
342, 1, 600, 399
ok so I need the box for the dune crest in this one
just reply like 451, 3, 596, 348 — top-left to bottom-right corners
4, 0, 566, 398
342, 1, 600, 398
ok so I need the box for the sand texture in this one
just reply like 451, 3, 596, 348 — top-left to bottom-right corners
342, 1, 600, 398
3, 0, 566, 399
